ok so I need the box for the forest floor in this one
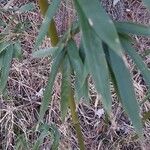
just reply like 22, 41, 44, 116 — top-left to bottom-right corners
0, 0, 150, 149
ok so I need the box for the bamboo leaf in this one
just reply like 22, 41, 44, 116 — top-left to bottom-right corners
106, 46, 143, 137
120, 34, 150, 87
50, 124, 60, 150
0, 44, 13, 93
75, 0, 122, 56
32, 47, 58, 58
18, 2, 36, 13
0, 42, 10, 54
75, 1, 112, 113
13, 42, 22, 59
67, 39, 89, 101
143, 0, 150, 9
15, 135, 29, 150
35, 0, 60, 47
33, 130, 48, 150
36, 123, 60, 150
115, 22, 150, 36
39, 50, 65, 121
0, 53, 3, 70
60, 55, 71, 121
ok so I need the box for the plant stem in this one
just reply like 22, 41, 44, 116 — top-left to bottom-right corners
38, 0, 59, 46
38, 1, 85, 149
68, 90, 85, 150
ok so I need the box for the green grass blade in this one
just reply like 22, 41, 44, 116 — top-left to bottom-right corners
120, 35, 150, 87
115, 21, 150, 36
106, 46, 143, 137
60, 55, 71, 121
35, 0, 60, 47
75, 1, 112, 113
0, 44, 13, 93
75, 0, 122, 56
39, 50, 65, 121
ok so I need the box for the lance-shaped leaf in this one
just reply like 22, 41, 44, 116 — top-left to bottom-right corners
35, 0, 60, 47
0, 42, 10, 54
105, 46, 143, 137
33, 124, 60, 150
75, 1, 112, 113
39, 50, 65, 121
13, 42, 22, 59
143, 0, 150, 9
18, 2, 36, 13
32, 47, 58, 58
50, 124, 60, 150
75, 0, 122, 56
0, 44, 13, 93
67, 39, 89, 101
60, 55, 71, 121
120, 34, 150, 87
115, 22, 150, 36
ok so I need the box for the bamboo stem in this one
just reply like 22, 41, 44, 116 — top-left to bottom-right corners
68, 90, 85, 150
38, 1, 85, 149
38, 0, 59, 46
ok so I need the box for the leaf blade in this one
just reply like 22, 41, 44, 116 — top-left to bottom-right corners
75, 0, 122, 56
106, 46, 143, 137
35, 0, 60, 47
115, 21, 150, 36
75, 1, 112, 113
39, 50, 65, 121
60, 55, 71, 121
0, 44, 13, 93
120, 35, 150, 87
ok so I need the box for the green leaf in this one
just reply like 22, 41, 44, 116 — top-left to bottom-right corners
13, 42, 22, 59
15, 134, 29, 150
67, 39, 89, 101
115, 21, 150, 36
0, 42, 10, 54
0, 44, 13, 93
0, 53, 2, 70
105, 46, 143, 137
39, 50, 65, 121
32, 44, 64, 59
143, 0, 150, 9
35, 0, 60, 47
75, 1, 112, 113
50, 124, 60, 150
75, 0, 122, 56
18, 2, 36, 13
60, 55, 71, 121
67, 40, 83, 98
120, 35, 150, 87
33, 130, 48, 150
36, 123, 60, 150
32, 47, 58, 58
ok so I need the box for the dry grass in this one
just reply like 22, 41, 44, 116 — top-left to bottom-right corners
0, 0, 150, 149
